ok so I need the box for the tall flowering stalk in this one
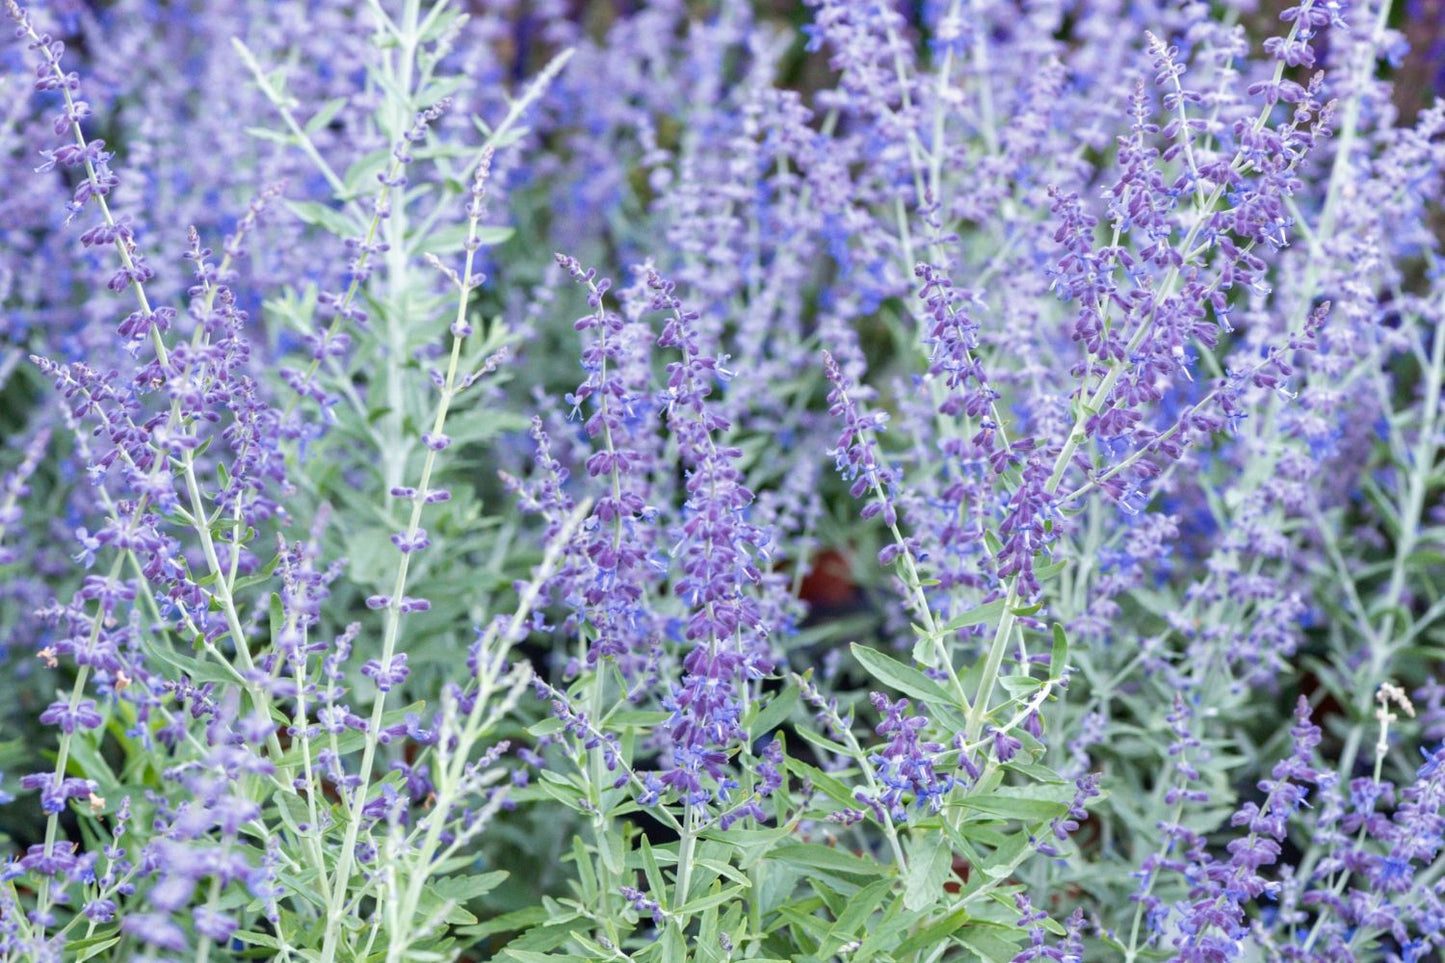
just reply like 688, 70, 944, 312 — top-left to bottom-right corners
644, 268, 770, 910
9, 5, 291, 941
2, 0, 1445, 960
319, 147, 497, 961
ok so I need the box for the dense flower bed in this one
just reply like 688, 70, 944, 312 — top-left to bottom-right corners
2, 0, 1444, 960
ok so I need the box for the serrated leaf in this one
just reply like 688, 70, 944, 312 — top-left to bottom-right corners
902, 836, 951, 911
456, 906, 550, 940
432, 870, 508, 903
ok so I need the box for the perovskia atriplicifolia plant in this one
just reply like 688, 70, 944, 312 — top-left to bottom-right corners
1, 0, 1444, 961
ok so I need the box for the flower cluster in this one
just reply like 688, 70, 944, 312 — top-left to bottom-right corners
1, 0, 1443, 960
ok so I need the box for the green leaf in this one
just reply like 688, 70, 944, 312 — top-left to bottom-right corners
774, 900, 834, 942
998, 675, 1043, 699
639, 836, 667, 896
792, 725, 853, 761
232, 551, 282, 593
64, 730, 119, 798
570, 836, 597, 900
956, 792, 1068, 822
528, 717, 565, 737
1035, 559, 1067, 582
678, 883, 748, 916
784, 757, 857, 810
268, 592, 284, 648
1003, 760, 1065, 784
456, 906, 550, 940
598, 825, 624, 877
271, 790, 311, 839
143, 641, 239, 688
851, 643, 956, 708
768, 843, 886, 878
893, 908, 968, 956
432, 870, 508, 903
943, 598, 1007, 631
567, 933, 619, 960
702, 825, 794, 871
976, 831, 1031, 880
234, 930, 281, 950
956, 922, 1026, 960
824, 878, 892, 949
342, 148, 392, 197
421, 223, 516, 256
287, 200, 356, 237
71, 935, 122, 961
902, 836, 951, 911
912, 632, 941, 668
304, 96, 349, 135
244, 125, 293, 145
749, 685, 800, 740
606, 710, 671, 728
416, 886, 478, 925
1050, 624, 1069, 680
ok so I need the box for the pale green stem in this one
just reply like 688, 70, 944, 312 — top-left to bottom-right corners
319, 143, 490, 961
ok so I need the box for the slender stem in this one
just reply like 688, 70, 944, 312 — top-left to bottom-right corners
1316, 0, 1395, 242
231, 39, 350, 197
1333, 291, 1444, 783
319, 139, 489, 963
674, 807, 698, 916
963, 582, 1017, 743
16, 18, 298, 931
382, 0, 422, 506
826, 365, 972, 712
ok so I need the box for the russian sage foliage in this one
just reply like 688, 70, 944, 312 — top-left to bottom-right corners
1, 0, 1444, 961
